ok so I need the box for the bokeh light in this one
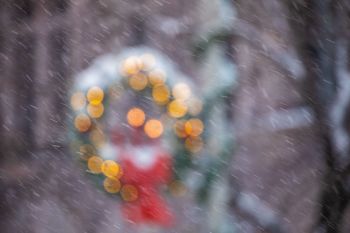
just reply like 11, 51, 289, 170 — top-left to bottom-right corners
148, 69, 166, 86
70, 92, 86, 111
87, 103, 104, 118
172, 83, 191, 100
103, 177, 121, 194
144, 119, 164, 138
152, 84, 170, 105
88, 156, 103, 174
122, 56, 142, 76
127, 107, 146, 127
102, 160, 121, 178
74, 114, 91, 132
87, 86, 104, 105
173, 120, 187, 138
184, 118, 204, 137
168, 100, 188, 118
129, 73, 148, 91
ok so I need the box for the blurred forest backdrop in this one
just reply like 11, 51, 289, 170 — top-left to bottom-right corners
1, 0, 350, 233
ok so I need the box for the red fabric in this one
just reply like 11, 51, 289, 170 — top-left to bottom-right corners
122, 189, 173, 226
120, 150, 173, 226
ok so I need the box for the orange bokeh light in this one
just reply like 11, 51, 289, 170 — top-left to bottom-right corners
88, 156, 103, 174
184, 118, 204, 137
127, 108, 146, 127
74, 114, 91, 132
173, 120, 187, 138
144, 119, 164, 139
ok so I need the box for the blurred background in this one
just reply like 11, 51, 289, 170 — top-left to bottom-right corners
1, 0, 350, 233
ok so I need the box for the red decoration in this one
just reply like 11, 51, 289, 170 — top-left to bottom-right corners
120, 146, 174, 226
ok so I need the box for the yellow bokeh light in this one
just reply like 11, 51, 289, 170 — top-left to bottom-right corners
70, 92, 86, 111
74, 114, 91, 132
184, 118, 204, 137
102, 160, 120, 178
87, 103, 104, 118
103, 177, 121, 194
148, 69, 166, 86
88, 156, 103, 174
185, 137, 203, 153
127, 108, 146, 127
144, 119, 163, 139
87, 86, 104, 105
129, 73, 148, 91
188, 97, 203, 116
152, 84, 170, 105
140, 53, 156, 71
121, 184, 138, 202
167, 100, 188, 118
172, 83, 191, 100
121, 56, 142, 76
173, 120, 187, 138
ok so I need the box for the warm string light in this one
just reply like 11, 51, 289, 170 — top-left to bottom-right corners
173, 118, 204, 153
102, 160, 121, 178
149, 69, 166, 86
167, 100, 188, 118
74, 113, 91, 132
104, 177, 121, 194
127, 108, 146, 127
184, 118, 204, 137
71, 52, 206, 199
121, 56, 143, 76
87, 103, 104, 118
70, 92, 86, 111
129, 73, 148, 91
152, 84, 170, 105
87, 86, 104, 105
144, 119, 164, 139
88, 156, 103, 174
